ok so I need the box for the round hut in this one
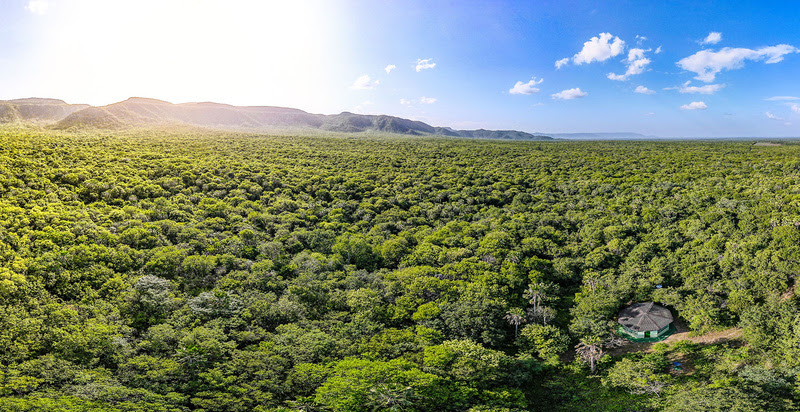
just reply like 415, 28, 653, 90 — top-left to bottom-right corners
618, 302, 673, 340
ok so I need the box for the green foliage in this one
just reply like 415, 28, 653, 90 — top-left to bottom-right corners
424, 340, 517, 388
517, 324, 570, 365
602, 354, 671, 396
2, 128, 800, 409
663, 385, 769, 412
314, 358, 445, 412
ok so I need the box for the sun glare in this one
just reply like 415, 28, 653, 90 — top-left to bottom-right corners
24, 0, 344, 111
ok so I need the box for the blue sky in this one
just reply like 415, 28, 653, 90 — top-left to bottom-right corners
2, 0, 799, 137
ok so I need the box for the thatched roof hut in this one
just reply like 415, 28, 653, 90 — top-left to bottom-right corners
618, 302, 673, 339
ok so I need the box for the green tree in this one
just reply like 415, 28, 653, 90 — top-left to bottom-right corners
517, 324, 569, 365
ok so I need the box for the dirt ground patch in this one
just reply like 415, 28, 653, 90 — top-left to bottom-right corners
753, 142, 784, 146
607, 318, 743, 357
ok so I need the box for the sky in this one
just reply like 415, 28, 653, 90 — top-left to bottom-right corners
2, 0, 800, 137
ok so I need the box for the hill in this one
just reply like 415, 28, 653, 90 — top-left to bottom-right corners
35, 97, 553, 140
455, 128, 553, 140
0, 98, 90, 124
550, 132, 655, 140
52, 98, 324, 130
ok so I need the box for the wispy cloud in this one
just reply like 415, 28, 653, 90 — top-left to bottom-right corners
608, 48, 652, 81
556, 32, 625, 68
680, 101, 708, 110
509, 77, 544, 95
419, 96, 437, 104
384, 65, 396, 74
352, 74, 379, 89
416, 58, 436, 72
655, 46, 663, 54
700, 32, 722, 45
765, 96, 800, 101
552, 88, 587, 100
25, 0, 49, 14
667, 81, 725, 94
677, 45, 799, 82
792, 104, 800, 114
635, 85, 655, 95
400, 98, 412, 105
767, 111, 792, 125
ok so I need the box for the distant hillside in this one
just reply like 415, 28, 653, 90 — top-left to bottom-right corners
0, 98, 89, 124
550, 132, 655, 140
320, 112, 436, 135
454, 129, 553, 140
43, 97, 554, 140
53, 97, 325, 130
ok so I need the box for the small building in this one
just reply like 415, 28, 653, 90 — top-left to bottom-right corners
618, 302, 674, 340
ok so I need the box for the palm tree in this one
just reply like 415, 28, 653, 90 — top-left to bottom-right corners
367, 383, 415, 412
504, 308, 526, 338
575, 337, 605, 374
524, 282, 558, 324
530, 305, 556, 325
524, 283, 546, 316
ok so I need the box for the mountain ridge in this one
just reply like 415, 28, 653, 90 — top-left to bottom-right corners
0, 98, 90, 124
0, 97, 552, 140
1, 96, 553, 140
549, 132, 657, 140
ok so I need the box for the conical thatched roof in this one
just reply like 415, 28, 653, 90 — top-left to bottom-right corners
618, 302, 673, 332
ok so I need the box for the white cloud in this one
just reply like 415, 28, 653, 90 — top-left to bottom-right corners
384, 64, 396, 74
509, 77, 544, 95
555, 58, 570, 69
655, 46, 663, 54
760, 45, 798, 63
552, 88, 587, 100
636, 35, 647, 45
677, 45, 799, 82
765, 96, 800, 101
628, 48, 647, 60
644, 112, 655, 116
792, 104, 800, 114
680, 101, 708, 110
607, 47, 652, 81
400, 98, 412, 105
625, 49, 651, 75
416, 58, 436, 72
766, 112, 784, 120
675, 81, 725, 94
420, 96, 437, 104
352, 74, 379, 89
701, 32, 722, 45
635, 85, 655, 95
573, 32, 626, 65
25, 0, 49, 14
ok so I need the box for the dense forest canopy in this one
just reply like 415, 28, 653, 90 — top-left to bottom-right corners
1, 127, 799, 411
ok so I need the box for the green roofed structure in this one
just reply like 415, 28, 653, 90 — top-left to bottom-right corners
618, 302, 674, 340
